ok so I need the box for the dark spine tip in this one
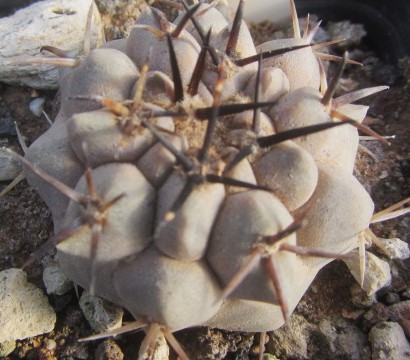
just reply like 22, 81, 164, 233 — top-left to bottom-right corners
171, 2, 201, 38
257, 121, 349, 148
188, 28, 212, 97
181, 0, 220, 66
166, 34, 184, 103
195, 100, 277, 120
225, 0, 245, 57
199, 62, 223, 163
182, 0, 219, 66
206, 174, 274, 192
235, 44, 311, 67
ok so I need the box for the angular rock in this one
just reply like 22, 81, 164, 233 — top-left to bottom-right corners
79, 292, 123, 333
344, 250, 391, 296
0, 151, 22, 181
0, 339, 16, 357
350, 283, 376, 309
318, 316, 368, 360
42, 258, 73, 295
388, 300, 410, 338
266, 314, 310, 359
0, 268, 56, 342
151, 335, 170, 360
0, 0, 104, 89
376, 238, 410, 260
95, 339, 124, 360
369, 321, 410, 360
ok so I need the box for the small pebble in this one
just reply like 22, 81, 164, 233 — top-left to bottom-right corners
267, 315, 309, 359
379, 170, 389, 179
95, 339, 124, 360
362, 303, 389, 332
388, 300, 410, 338
43, 339, 57, 351
376, 238, 410, 260
79, 292, 123, 333
0, 114, 16, 135
383, 292, 401, 305
262, 355, 280, 360
0, 151, 22, 181
369, 321, 410, 360
344, 250, 391, 296
29, 98, 45, 117
350, 283, 377, 308
401, 288, 410, 300
42, 259, 73, 295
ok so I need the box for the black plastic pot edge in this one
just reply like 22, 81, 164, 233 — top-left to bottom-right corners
295, 0, 410, 63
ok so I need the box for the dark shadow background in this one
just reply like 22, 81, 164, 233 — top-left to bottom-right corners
295, 0, 410, 63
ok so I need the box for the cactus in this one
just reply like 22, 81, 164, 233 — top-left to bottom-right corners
4, 0, 408, 358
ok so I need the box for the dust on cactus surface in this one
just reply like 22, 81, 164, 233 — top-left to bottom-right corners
0, 0, 409, 359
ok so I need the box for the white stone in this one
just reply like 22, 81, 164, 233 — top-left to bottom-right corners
29, 98, 45, 117
344, 251, 391, 296
79, 291, 123, 333
0, 0, 104, 89
377, 238, 410, 260
0, 268, 56, 342
0, 339, 16, 357
151, 335, 170, 360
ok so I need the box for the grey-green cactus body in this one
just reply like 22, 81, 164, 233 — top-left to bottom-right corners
24, 0, 378, 336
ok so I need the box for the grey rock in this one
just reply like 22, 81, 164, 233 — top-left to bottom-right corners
317, 317, 369, 360
266, 314, 310, 359
369, 321, 410, 360
384, 292, 400, 305
0, 114, 16, 136
363, 303, 390, 330
0, 151, 22, 181
60, 340, 90, 359
344, 250, 391, 295
388, 300, 410, 338
79, 292, 124, 333
402, 288, 410, 300
95, 339, 124, 360
42, 257, 73, 295
0, 268, 56, 342
350, 283, 377, 308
